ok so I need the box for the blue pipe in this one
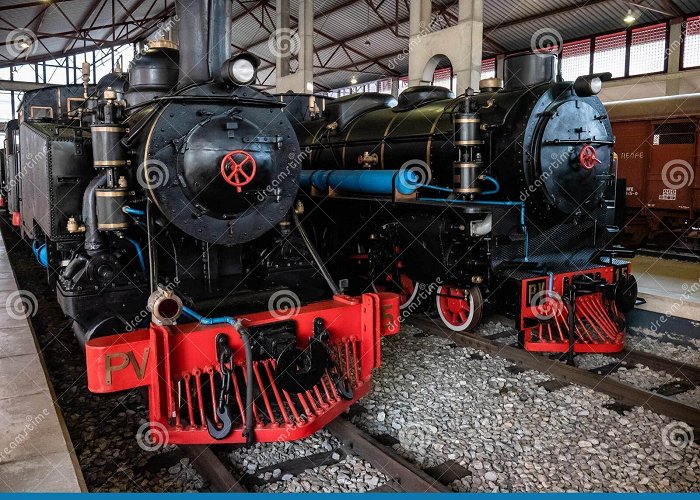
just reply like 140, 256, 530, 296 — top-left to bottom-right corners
32, 241, 48, 268
181, 306, 239, 327
418, 197, 529, 261
123, 206, 145, 216
123, 237, 146, 272
417, 183, 454, 193
480, 175, 500, 196
548, 272, 554, 292
300, 169, 419, 196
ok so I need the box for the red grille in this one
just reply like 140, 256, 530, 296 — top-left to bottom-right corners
169, 340, 361, 432
518, 265, 630, 354
526, 293, 625, 353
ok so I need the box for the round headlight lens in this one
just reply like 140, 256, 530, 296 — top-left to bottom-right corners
231, 58, 256, 85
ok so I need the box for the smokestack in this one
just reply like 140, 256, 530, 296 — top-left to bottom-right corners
175, 0, 232, 87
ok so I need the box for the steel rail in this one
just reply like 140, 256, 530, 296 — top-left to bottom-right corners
327, 418, 450, 492
182, 445, 247, 493
409, 317, 700, 428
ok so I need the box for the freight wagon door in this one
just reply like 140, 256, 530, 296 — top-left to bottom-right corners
613, 121, 650, 209
646, 122, 696, 213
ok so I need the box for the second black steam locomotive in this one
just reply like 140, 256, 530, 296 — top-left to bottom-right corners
289, 52, 638, 354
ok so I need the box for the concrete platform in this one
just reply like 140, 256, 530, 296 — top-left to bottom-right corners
0, 235, 85, 492
630, 255, 700, 322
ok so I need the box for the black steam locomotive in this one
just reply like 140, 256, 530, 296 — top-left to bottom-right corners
1, 0, 398, 446
291, 53, 638, 354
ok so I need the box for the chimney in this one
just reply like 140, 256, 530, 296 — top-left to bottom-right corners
175, 0, 232, 87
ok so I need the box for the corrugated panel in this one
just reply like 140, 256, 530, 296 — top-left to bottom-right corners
488, 1, 670, 52
670, 0, 700, 14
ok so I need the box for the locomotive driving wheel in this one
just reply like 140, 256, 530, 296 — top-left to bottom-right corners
371, 270, 421, 310
435, 285, 483, 332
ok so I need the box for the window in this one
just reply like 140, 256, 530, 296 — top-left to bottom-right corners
561, 40, 591, 80
0, 67, 10, 81
481, 58, 496, 79
398, 76, 409, 94
629, 23, 666, 75
45, 58, 68, 85
377, 79, 393, 94
683, 16, 700, 68
12, 64, 37, 83
0, 91, 13, 121
593, 32, 626, 78
432, 67, 452, 90
94, 49, 113, 83
113, 44, 135, 70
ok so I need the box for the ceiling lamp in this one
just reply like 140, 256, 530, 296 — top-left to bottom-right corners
623, 9, 636, 24
350, 75, 358, 85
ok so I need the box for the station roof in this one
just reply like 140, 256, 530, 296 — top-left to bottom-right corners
1, 0, 698, 91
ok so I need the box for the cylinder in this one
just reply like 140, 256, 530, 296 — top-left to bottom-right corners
454, 162, 481, 194
454, 113, 482, 146
91, 125, 128, 168
299, 169, 419, 196
96, 188, 131, 230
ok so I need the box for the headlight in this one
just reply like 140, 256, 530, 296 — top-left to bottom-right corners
220, 54, 260, 86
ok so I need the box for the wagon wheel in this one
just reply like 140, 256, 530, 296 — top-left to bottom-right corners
435, 285, 483, 332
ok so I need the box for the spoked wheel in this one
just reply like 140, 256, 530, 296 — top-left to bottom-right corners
435, 285, 483, 332
372, 272, 421, 310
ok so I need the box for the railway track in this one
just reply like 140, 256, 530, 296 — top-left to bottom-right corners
183, 418, 448, 492
409, 316, 700, 429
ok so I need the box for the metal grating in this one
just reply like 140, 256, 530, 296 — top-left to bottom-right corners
683, 15, 700, 68
593, 31, 626, 78
561, 39, 591, 81
481, 58, 496, 79
629, 23, 667, 76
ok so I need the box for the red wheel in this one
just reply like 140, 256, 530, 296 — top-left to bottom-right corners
579, 144, 602, 171
220, 150, 257, 192
372, 273, 421, 310
435, 285, 483, 332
